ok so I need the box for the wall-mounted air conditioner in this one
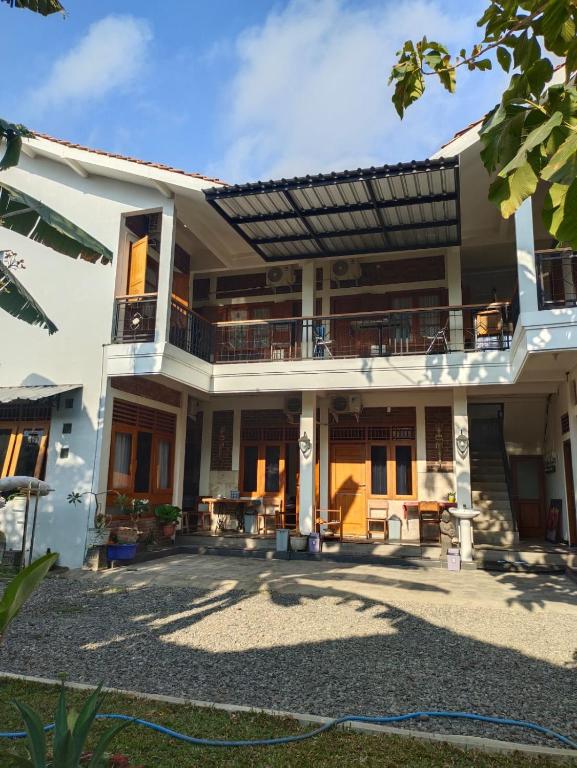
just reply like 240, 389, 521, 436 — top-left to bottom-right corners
331, 260, 362, 282
266, 266, 296, 287
330, 395, 362, 416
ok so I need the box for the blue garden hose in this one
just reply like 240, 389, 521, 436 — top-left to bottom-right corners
1, 710, 576, 750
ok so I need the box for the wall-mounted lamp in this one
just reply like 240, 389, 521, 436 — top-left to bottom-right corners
456, 429, 469, 458
298, 432, 312, 456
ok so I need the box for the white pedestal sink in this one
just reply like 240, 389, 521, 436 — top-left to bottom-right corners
450, 507, 480, 562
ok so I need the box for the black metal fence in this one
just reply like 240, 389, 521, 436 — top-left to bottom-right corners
113, 295, 157, 343
536, 249, 577, 309
169, 300, 214, 362
213, 303, 514, 363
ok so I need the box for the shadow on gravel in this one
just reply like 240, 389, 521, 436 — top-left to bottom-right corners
0, 570, 576, 748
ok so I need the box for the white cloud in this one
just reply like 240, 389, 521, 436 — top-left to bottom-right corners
214, 0, 504, 182
27, 15, 152, 112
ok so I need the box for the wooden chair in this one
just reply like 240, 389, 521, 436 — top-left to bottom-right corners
258, 501, 282, 534
474, 308, 504, 350
315, 507, 343, 541
418, 501, 441, 543
366, 501, 389, 540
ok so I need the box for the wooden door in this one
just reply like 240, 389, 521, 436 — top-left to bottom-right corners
331, 444, 366, 536
563, 440, 577, 545
511, 456, 545, 539
127, 236, 148, 295
172, 272, 190, 307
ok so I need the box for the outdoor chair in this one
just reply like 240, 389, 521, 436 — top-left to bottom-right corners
315, 507, 343, 541
313, 324, 333, 358
258, 501, 282, 534
424, 318, 449, 354
366, 502, 389, 540
418, 501, 441, 543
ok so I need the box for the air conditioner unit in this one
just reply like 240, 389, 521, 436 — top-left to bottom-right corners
331, 259, 362, 282
266, 266, 296, 287
330, 395, 362, 415
285, 396, 302, 417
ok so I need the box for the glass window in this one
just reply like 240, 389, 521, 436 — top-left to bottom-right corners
395, 445, 413, 495
264, 445, 281, 493
14, 429, 45, 477
134, 431, 153, 492
112, 431, 133, 489
157, 438, 171, 490
371, 446, 388, 495
242, 445, 258, 492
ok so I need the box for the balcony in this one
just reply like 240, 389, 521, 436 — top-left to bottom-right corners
536, 249, 577, 309
112, 297, 513, 363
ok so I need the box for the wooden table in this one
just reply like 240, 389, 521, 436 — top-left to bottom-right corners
201, 497, 261, 532
402, 501, 457, 520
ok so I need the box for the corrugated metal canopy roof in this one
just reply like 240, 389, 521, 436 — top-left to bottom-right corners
0, 384, 80, 404
204, 158, 460, 261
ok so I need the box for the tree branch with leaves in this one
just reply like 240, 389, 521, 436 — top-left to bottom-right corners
389, 0, 577, 248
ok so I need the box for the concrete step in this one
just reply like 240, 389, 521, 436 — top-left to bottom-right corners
471, 481, 509, 493
472, 491, 511, 505
474, 529, 518, 547
476, 546, 576, 569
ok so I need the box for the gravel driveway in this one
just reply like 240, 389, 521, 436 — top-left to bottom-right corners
1, 555, 576, 747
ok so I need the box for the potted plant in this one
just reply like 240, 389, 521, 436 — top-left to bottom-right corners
290, 529, 309, 552
107, 495, 148, 562
68, 490, 112, 549
154, 504, 182, 538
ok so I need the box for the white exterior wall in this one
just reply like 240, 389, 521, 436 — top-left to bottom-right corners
0, 159, 170, 568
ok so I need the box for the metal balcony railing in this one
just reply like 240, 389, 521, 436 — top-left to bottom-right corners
169, 300, 214, 362
112, 298, 513, 364
212, 302, 513, 363
536, 249, 577, 309
113, 294, 157, 343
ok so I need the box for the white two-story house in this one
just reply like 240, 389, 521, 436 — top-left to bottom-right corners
0, 118, 576, 569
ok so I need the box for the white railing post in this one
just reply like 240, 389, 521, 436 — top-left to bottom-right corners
301, 261, 315, 358
446, 246, 463, 350
515, 197, 539, 314
155, 202, 176, 343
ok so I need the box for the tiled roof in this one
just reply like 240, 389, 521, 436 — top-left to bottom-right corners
32, 132, 228, 186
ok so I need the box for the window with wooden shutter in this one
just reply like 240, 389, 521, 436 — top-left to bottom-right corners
127, 236, 148, 295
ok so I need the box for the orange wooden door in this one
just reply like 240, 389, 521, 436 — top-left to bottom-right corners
331, 444, 366, 536
127, 236, 148, 295
172, 272, 190, 307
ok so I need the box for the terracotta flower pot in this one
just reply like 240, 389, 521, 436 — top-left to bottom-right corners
162, 522, 177, 538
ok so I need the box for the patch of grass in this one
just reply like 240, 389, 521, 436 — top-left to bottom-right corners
0, 677, 573, 768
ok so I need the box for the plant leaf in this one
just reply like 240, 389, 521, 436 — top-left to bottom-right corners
541, 130, 577, 183
496, 46, 511, 72
554, 178, 577, 247
498, 111, 563, 176
543, 182, 569, 239
12, 700, 47, 768
0, 553, 58, 638
489, 161, 538, 218
70, 687, 106, 766
52, 684, 71, 766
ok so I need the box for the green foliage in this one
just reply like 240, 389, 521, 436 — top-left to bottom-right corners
389, 1, 577, 248
0, 552, 58, 641
0, 684, 132, 768
153, 504, 182, 524
0, 120, 34, 172
2, 0, 64, 17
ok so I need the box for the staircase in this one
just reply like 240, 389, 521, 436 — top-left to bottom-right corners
470, 447, 518, 547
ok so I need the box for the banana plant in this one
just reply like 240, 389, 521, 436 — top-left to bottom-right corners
0, 552, 58, 642
0, 684, 133, 767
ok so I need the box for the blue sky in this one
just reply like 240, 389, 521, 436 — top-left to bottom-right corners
1, 0, 507, 183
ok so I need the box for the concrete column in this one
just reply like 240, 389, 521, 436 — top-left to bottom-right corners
565, 378, 577, 544
299, 391, 317, 534
231, 406, 241, 472
446, 246, 463, 350
301, 261, 315, 358
319, 399, 329, 511
198, 405, 213, 497
453, 389, 472, 509
155, 203, 177, 343
172, 393, 188, 509
514, 197, 539, 314
415, 403, 427, 499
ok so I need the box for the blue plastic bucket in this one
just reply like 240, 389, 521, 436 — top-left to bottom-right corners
107, 543, 137, 561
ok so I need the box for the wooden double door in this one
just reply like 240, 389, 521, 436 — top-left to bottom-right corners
511, 456, 545, 539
